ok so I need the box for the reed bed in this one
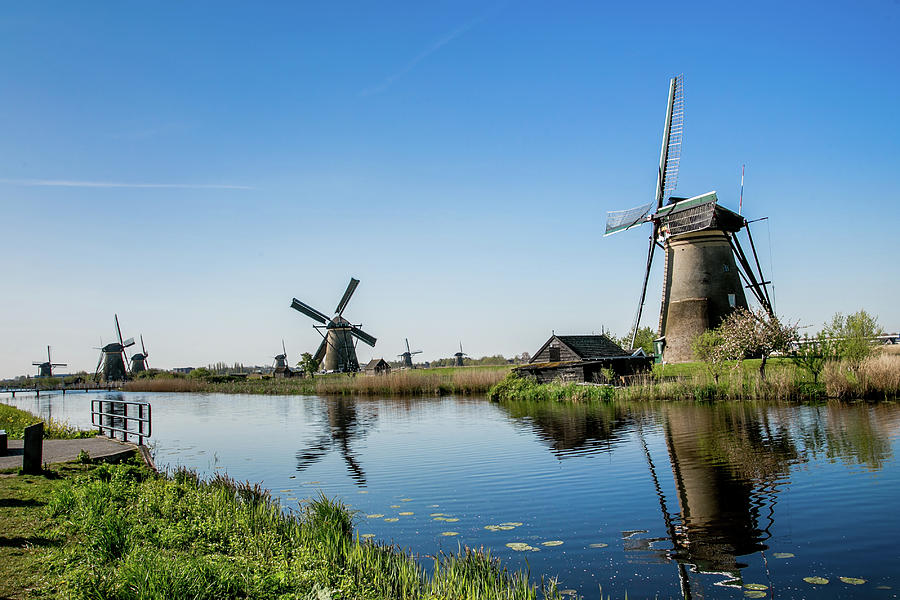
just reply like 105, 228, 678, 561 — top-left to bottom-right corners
316, 368, 509, 396
824, 354, 900, 400
47, 461, 564, 600
124, 367, 509, 396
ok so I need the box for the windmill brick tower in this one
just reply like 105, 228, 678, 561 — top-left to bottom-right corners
605, 75, 773, 363
130, 335, 149, 373
398, 338, 422, 368
95, 314, 135, 381
290, 278, 377, 373
33, 346, 66, 377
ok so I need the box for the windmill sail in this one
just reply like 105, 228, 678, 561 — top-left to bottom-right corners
605, 202, 653, 236
656, 74, 684, 207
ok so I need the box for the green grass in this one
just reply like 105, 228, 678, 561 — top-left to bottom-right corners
0, 464, 81, 599
39, 462, 565, 600
0, 403, 96, 440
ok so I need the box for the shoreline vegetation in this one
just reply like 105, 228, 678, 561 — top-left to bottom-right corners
490, 353, 900, 403
122, 365, 513, 396
2, 459, 566, 600
0, 403, 96, 439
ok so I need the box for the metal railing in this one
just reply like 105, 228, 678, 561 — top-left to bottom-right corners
91, 399, 152, 446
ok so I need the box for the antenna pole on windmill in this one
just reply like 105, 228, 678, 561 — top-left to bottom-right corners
739, 164, 745, 215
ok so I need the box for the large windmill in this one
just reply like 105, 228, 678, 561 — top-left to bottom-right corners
290, 278, 377, 373
33, 346, 66, 377
454, 342, 468, 367
398, 338, 422, 368
131, 335, 149, 373
94, 314, 135, 381
605, 75, 773, 363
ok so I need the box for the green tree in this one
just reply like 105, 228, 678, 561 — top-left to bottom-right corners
297, 352, 319, 378
824, 310, 883, 368
718, 307, 797, 380
619, 326, 656, 355
692, 329, 731, 383
791, 331, 837, 383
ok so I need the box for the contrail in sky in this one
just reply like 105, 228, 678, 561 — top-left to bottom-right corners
361, 3, 509, 97
0, 178, 252, 190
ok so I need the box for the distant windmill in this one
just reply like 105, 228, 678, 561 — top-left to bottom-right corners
398, 338, 423, 368
130, 335, 150, 374
604, 75, 773, 363
290, 278, 377, 373
273, 339, 293, 378
33, 346, 66, 377
94, 314, 135, 381
454, 342, 468, 367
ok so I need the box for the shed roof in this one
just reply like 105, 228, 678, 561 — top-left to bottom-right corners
364, 358, 388, 369
555, 335, 629, 359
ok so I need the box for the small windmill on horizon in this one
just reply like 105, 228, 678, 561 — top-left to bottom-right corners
33, 346, 66, 377
131, 335, 150, 373
398, 338, 422, 368
604, 74, 773, 363
454, 342, 468, 367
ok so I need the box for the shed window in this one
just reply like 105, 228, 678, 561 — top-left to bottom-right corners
549, 346, 560, 362
728, 293, 736, 308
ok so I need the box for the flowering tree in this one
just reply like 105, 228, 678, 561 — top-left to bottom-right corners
692, 329, 735, 383
718, 307, 798, 380
791, 331, 838, 383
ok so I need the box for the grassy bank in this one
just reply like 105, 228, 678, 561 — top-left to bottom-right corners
491, 354, 900, 403
20, 460, 563, 600
124, 365, 513, 396
0, 403, 96, 439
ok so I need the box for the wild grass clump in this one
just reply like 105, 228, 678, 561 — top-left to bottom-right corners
0, 403, 96, 439
47, 462, 564, 600
824, 354, 900, 400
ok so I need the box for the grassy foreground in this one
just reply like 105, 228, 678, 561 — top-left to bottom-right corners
0, 403, 96, 440
491, 355, 900, 403
1, 459, 565, 600
124, 365, 513, 397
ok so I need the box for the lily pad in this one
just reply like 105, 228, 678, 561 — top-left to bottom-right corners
400, 498, 412, 502
286, 497, 297, 501
366, 514, 384, 519
744, 591, 766, 599
444, 518, 459, 522
433, 517, 448, 521
500, 522, 523, 527
497, 525, 516, 530
398, 512, 414, 516
559, 591, 577, 597
484, 525, 502, 531
358, 490, 368, 494
773, 552, 795, 559
839, 577, 866, 585
429, 513, 446, 517
441, 531, 459, 536
505, 542, 538, 552
589, 543, 608, 548
302, 481, 321, 485
384, 518, 399, 522
804, 577, 829, 585
360, 533, 375, 539
744, 583, 768, 590
541, 540, 564, 547
390, 505, 401, 508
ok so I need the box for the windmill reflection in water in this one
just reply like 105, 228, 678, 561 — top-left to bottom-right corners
295, 397, 376, 486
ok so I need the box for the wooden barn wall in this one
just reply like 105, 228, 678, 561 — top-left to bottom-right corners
532, 338, 581, 363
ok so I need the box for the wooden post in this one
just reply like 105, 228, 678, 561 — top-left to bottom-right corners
22, 422, 43, 474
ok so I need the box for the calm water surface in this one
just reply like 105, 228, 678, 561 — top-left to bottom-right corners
7, 392, 900, 599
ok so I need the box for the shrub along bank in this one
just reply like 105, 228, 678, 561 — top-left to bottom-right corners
37, 460, 564, 600
490, 354, 900, 403
0, 403, 96, 439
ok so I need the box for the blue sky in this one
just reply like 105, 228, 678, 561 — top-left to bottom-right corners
1, 1, 898, 377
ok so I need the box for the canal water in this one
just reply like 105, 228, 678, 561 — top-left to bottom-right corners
6, 392, 900, 599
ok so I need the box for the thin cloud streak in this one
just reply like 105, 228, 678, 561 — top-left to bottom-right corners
360, 3, 508, 97
0, 178, 252, 190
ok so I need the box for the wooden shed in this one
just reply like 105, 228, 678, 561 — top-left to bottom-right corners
364, 358, 391, 376
516, 334, 652, 384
